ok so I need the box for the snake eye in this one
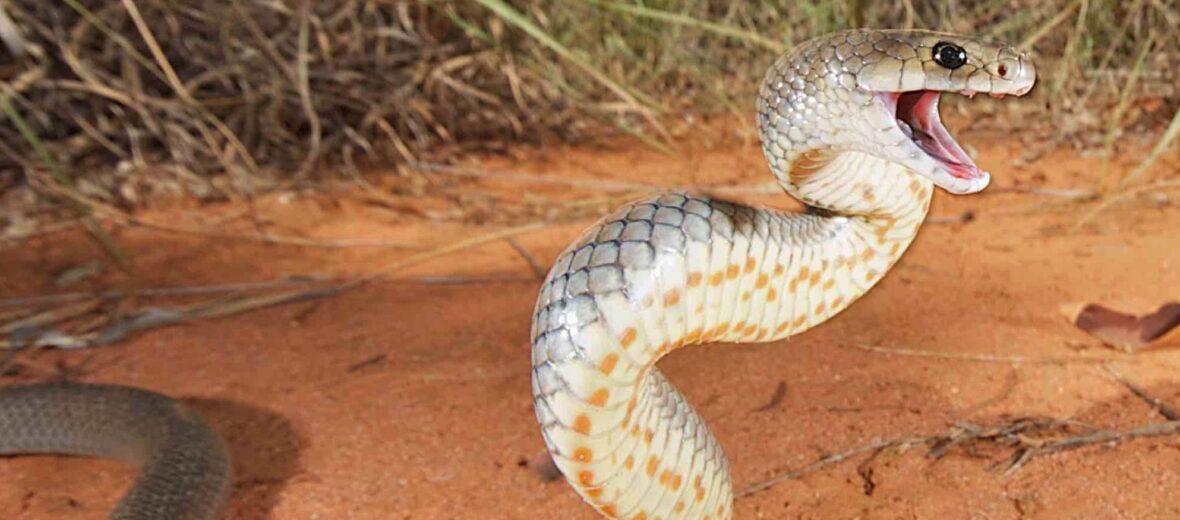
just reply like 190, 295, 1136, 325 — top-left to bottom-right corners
932, 41, 967, 69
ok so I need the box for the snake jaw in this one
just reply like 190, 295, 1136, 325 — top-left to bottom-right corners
878, 90, 991, 195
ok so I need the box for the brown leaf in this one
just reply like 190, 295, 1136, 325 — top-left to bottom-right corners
1064, 301, 1180, 352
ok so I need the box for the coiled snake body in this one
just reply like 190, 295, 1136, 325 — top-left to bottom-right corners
530, 29, 1035, 519
0, 382, 230, 519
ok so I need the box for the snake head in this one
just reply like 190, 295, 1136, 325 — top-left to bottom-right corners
758, 29, 1036, 196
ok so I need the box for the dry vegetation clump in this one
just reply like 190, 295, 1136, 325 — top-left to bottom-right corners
0, 1, 1176, 224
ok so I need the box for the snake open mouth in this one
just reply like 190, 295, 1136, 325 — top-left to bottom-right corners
879, 90, 984, 184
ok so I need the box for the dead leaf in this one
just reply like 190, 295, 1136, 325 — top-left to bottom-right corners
1061, 301, 1180, 352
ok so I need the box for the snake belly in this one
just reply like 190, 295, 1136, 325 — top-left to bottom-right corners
0, 382, 231, 520
530, 28, 1035, 520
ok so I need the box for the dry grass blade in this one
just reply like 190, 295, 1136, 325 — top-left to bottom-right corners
1120, 105, 1180, 188
1097, 31, 1155, 192
471, 0, 668, 141
588, 0, 787, 52
845, 343, 1113, 365
116, 215, 422, 250
1070, 178, 1180, 231
0, 299, 102, 335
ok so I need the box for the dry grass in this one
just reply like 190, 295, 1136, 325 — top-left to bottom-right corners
0, 1, 1177, 224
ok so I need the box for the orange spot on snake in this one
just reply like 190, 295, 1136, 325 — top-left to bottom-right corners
589, 388, 610, 407
832, 296, 845, 308
815, 302, 826, 314
743, 324, 757, 336
793, 315, 807, 327
744, 257, 756, 273
578, 470, 595, 486
865, 269, 879, 281
624, 455, 635, 470
573, 447, 593, 463
574, 414, 591, 434
756, 273, 769, 288
686, 327, 703, 343
726, 264, 740, 279
663, 289, 681, 307
788, 149, 831, 184
586, 487, 603, 498
634, 513, 648, 520
861, 248, 875, 261
774, 264, 785, 276
620, 328, 637, 349
809, 271, 821, 287
675, 502, 686, 514
599, 354, 619, 375
767, 288, 778, 301
646, 456, 659, 477
672, 474, 683, 490
776, 322, 790, 334
823, 279, 835, 290
709, 272, 724, 286
687, 272, 703, 287
695, 304, 705, 314
644, 429, 654, 445
889, 242, 901, 255
789, 277, 800, 292
799, 266, 810, 278
660, 470, 672, 486
741, 291, 751, 302
601, 505, 617, 516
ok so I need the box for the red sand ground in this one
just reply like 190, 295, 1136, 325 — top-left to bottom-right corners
1, 120, 1179, 519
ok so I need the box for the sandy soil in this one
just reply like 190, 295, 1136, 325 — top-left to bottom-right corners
1, 118, 1179, 520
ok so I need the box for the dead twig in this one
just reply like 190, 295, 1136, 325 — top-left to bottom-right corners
738, 436, 928, 497
740, 414, 1180, 497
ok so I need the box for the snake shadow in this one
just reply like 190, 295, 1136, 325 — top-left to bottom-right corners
183, 397, 305, 520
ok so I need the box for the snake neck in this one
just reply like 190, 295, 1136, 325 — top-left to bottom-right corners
692, 150, 935, 347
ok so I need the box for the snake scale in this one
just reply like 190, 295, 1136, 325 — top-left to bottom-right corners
530, 29, 1035, 519
0, 28, 1034, 520
0, 382, 230, 519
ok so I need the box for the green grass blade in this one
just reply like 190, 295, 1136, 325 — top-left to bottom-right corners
0, 90, 132, 270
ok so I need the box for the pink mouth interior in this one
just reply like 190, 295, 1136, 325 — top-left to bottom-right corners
879, 91, 984, 181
